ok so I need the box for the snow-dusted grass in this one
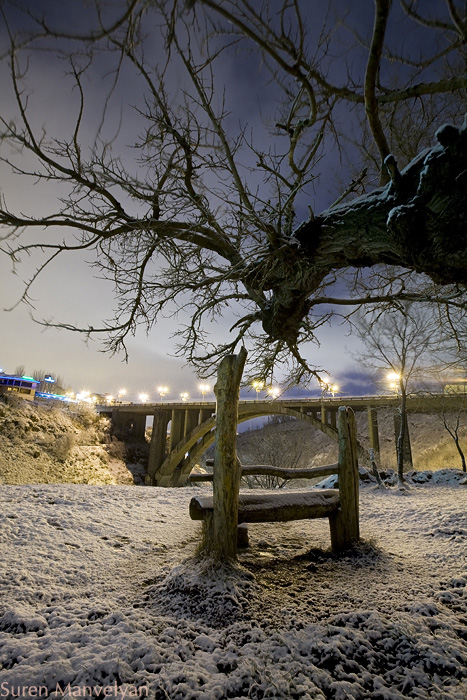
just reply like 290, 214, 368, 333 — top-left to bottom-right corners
0, 476, 466, 699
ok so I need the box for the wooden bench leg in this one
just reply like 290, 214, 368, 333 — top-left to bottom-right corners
329, 407, 360, 552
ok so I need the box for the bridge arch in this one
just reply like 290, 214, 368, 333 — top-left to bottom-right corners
103, 393, 464, 487
151, 403, 339, 487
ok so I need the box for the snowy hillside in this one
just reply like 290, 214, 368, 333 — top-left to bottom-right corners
0, 399, 144, 485
0, 477, 466, 699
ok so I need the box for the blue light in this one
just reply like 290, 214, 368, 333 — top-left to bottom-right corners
35, 392, 75, 402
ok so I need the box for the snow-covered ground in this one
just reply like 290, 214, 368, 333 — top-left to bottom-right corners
0, 474, 466, 699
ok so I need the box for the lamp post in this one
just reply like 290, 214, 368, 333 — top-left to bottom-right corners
387, 372, 401, 393
267, 386, 279, 400
180, 392, 189, 402
158, 386, 168, 402
252, 380, 264, 400
199, 384, 210, 402
139, 393, 148, 404
330, 384, 339, 398
76, 390, 90, 407
117, 388, 127, 404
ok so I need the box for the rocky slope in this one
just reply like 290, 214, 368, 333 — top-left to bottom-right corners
0, 397, 142, 485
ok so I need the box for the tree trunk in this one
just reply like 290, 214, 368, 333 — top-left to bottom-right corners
454, 436, 467, 473
442, 412, 467, 473
394, 389, 414, 485
202, 347, 247, 560
258, 123, 467, 343
369, 447, 384, 487
396, 390, 407, 486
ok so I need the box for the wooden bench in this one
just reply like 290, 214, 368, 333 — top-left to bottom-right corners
189, 406, 360, 553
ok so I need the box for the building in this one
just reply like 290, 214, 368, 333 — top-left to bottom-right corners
0, 372, 40, 401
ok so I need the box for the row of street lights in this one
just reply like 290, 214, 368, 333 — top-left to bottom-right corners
252, 381, 280, 401
104, 379, 347, 405
105, 381, 283, 404
104, 384, 213, 405
319, 381, 340, 398
55, 372, 406, 407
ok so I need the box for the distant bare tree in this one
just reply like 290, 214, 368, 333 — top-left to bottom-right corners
430, 391, 467, 472
354, 303, 440, 485
441, 408, 467, 472
32, 369, 69, 394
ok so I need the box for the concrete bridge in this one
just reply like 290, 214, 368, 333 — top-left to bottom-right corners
97, 393, 464, 486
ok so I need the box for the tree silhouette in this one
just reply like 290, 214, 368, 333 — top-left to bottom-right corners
0, 1, 466, 383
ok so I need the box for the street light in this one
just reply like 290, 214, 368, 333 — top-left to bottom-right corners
180, 392, 189, 402
199, 384, 210, 401
267, 386, 279, 400
139, 393, 148, 403
158, 386, 168, 402
330, 384, 339, 398
117, 388, 127, 403
387, 372, 401, 392
252, 380, 264, 400
76, 390, 91, 405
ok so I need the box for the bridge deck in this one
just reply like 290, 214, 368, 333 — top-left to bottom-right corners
97, 393, 462, 416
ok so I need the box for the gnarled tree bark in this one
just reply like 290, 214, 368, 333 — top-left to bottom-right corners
201, 347, 247, 561
257, 123, 467, 343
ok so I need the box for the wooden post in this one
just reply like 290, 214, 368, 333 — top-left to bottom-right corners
329, 406, 360, 551
202, 347, 247, 560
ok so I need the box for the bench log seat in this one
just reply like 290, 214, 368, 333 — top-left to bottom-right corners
190, 489, 340, 524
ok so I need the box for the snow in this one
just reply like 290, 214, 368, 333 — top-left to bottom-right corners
0, 475, 466, 699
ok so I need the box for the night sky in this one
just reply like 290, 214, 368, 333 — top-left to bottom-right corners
0, 1, 458, 401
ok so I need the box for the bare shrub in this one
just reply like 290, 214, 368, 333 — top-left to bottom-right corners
75, 406, 101, 429
238, 422, 306, 489
49, 433, 76, 462
106, 437, 127, 461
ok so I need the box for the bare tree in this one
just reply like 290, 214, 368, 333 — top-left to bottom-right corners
238, 418, 306, 489
32, 369, 68, 395
429, 388, 467, 472
441, 401, 467, 472
0, 1, 466, 386
353, 303, 440, 485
